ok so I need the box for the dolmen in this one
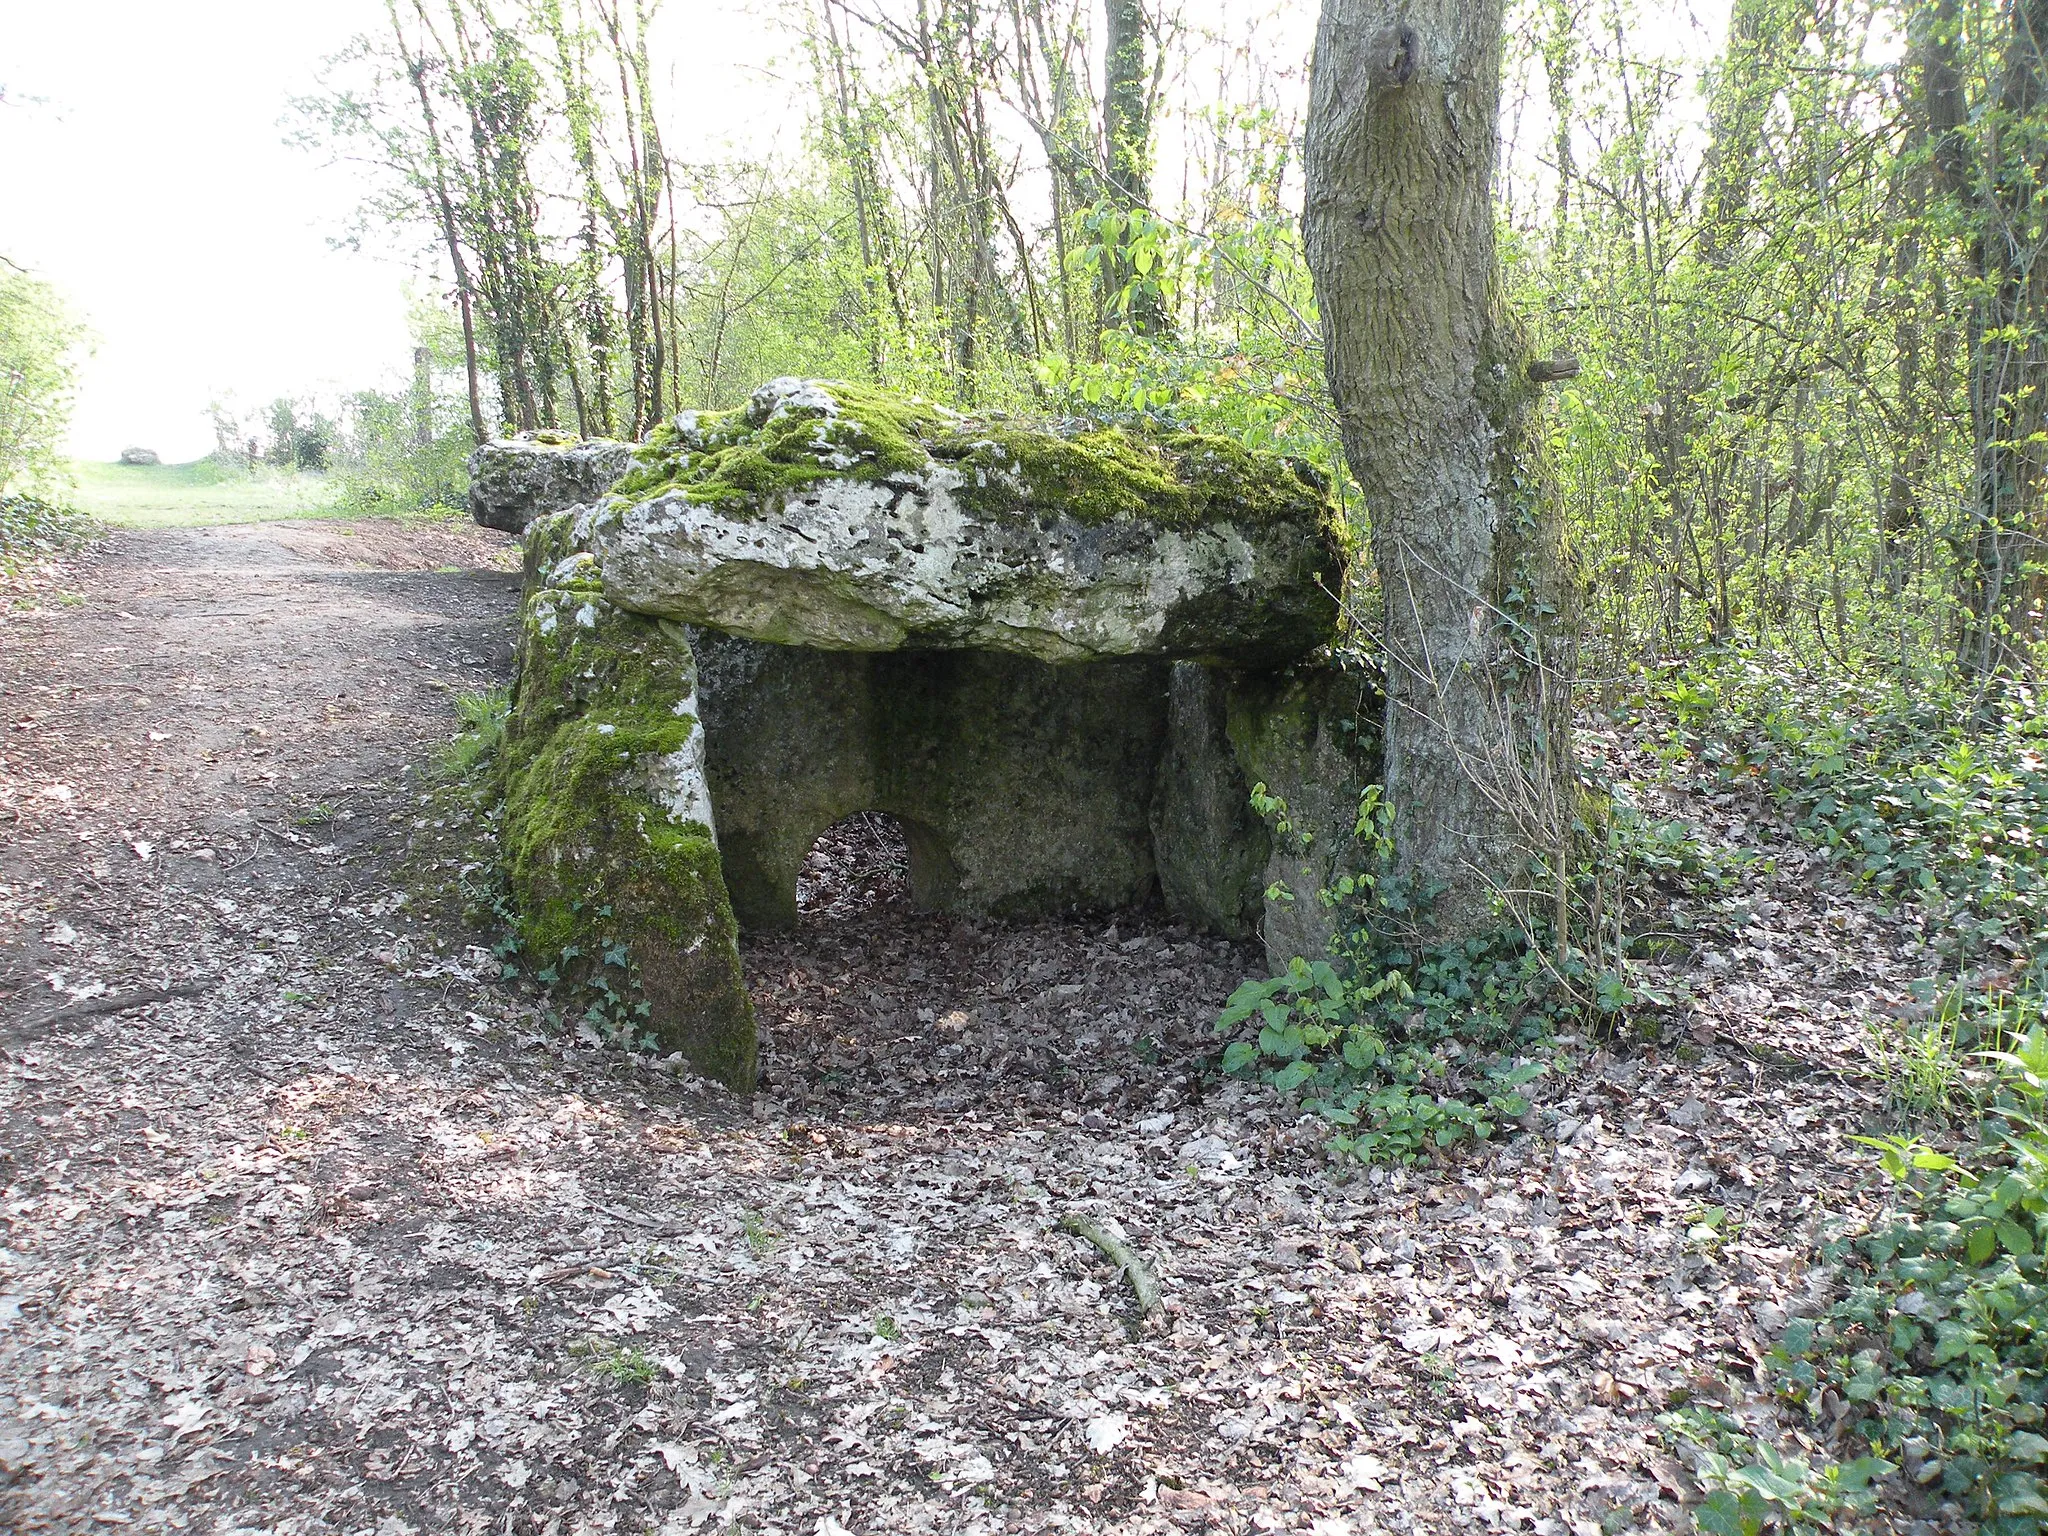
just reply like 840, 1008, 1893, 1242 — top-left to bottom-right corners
473, 380, 1380, 1088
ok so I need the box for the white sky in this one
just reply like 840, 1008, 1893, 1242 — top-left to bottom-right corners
0, 0, 790, 462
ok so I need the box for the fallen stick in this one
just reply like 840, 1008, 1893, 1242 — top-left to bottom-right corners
1059, 1212, 1161, 1318
15, 982, 211, 1037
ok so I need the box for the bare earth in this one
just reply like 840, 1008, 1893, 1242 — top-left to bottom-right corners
0, 521, 1926, 1535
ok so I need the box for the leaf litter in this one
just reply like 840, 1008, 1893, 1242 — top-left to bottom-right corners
0, 522, 1939, 1533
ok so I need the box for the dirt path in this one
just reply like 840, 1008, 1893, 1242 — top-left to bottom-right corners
1, 521, 1919, 1535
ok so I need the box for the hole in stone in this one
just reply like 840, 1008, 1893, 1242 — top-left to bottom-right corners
796, 812, 911, 921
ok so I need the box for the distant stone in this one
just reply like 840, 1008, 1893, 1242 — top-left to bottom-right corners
118, 447, 160, 466
467, 432, 635, 533
586, 378, 1345, 664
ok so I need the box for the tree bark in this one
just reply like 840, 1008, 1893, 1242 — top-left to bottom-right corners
1101, 0, 1168, 335
1303, 0, 1577, 942
1922, 0, 2048, 676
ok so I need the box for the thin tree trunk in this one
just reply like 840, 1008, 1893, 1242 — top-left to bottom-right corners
1304, 0, 1577, 941
389, 1, 488, 443
1102, 0, 1167, 335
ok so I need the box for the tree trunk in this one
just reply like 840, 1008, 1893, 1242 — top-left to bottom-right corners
1102, 0, 1168, 335
1303, 0, 1577, 942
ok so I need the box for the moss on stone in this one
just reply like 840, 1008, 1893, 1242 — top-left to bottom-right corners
603, 378, 1341, 544
519, 508, 583, 582
611, 383, 944, 506
935, 421, 1331, 534
504, 587, 697, 782
499, 571, 755, 1089
501, 710, 755, 1088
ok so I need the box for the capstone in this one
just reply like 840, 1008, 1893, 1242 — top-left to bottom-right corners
583, 378, 1345, 664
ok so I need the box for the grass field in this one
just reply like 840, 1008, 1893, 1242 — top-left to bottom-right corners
68, 458, 343, 527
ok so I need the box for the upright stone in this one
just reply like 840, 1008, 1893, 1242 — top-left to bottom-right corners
498, 545, 755, 1087
1154, 658, 1382, 969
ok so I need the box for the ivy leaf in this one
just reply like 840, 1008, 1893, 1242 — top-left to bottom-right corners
1965, 1221, 2001, 1265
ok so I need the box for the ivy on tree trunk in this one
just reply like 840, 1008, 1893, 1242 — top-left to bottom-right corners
1303, 0, 1578, 942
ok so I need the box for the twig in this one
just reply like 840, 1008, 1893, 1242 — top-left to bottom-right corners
1059, 1212, 1161, 1318
14, 982, 211, 1036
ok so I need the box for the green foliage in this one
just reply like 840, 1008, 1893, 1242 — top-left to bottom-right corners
1659, 1405, 1893, 1535
1740, 1035, 2048, 1533
1662, 659, 2047, 1002
1215, 944, 1552, 1166
1217, 784, 1576, 1166
1216, 771, 1701, 1165
0, 492, 93, 579
331, 389, 473, 518
568, 1336, 657, 1387
0, 268, 85, 500
437, 687, 510, 779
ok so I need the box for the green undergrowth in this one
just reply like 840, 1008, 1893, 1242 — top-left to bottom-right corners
1647, 654, 2048, 1532
1665, 1025, 2048, 1534
0, 491, 95, 578
1215, 778, 1714, 1167
1662, 659, 2046, 1006
606, 377, 1334, 535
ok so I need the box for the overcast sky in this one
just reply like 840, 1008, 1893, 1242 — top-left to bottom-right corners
0, 0, 789, 462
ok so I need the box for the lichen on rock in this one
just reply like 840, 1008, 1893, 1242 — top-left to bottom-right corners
499, 569, 754, 1088
468, 433, 637, 534
583, 377, 1346, 665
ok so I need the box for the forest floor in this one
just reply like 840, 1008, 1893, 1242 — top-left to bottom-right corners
0, 520, 1944, 1536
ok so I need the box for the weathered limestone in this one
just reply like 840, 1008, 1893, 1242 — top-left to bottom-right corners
1154, 660, 1384, 966
498, 551, 756, 1088
492, 383, 1386, 1090
118, 446, 160, 466
582, 378, 1345, 664
691, 630, 1168, 928
468, 433, 637, 533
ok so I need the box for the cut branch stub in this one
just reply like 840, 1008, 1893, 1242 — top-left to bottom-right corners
1369, 23, 1425, 89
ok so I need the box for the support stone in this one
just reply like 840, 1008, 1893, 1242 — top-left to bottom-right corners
498, 556, 755, 1088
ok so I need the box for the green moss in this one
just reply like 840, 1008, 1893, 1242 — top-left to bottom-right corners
610, 384, 942, 506
935, 421, 1330, 532
504, 589, 697, 781
501, 711, 755, 1088
520, 508, 583, 581
604, 379, 1338, 541
497, 572, 756, 1088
